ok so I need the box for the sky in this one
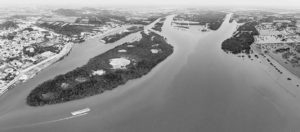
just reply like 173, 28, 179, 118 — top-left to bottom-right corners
1, 0, 300, 8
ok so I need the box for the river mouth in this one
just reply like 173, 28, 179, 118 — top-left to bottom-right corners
0, 14, 300, 132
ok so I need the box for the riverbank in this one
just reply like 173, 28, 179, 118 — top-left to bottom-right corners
0, 42, 74, 95
268, 51, 300, 77
251, 43, 300, 86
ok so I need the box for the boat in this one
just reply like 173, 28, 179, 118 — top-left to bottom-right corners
71, 108, 90, 116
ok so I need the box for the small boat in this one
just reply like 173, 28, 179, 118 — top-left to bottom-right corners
71, 108, 90, 116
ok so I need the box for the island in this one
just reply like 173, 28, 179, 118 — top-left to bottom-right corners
27, 31, 174, 106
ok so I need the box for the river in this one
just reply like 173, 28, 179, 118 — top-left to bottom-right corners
0, 14, 300, 132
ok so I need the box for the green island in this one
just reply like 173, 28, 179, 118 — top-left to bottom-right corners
101, 26, 143, 44
221, 21, 259, 54
0, 21, 19, 30
27, 31, 174, 106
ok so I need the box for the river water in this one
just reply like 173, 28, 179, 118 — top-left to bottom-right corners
0, 14, 300, 132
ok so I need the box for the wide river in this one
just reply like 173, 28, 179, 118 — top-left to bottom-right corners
1, 14, 300, 132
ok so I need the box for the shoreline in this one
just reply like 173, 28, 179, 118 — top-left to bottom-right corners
252, 44, 300, 88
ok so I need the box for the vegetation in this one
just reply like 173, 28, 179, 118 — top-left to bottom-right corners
221, 22, 259, 54
53, 8, 128, 24
52, 8, 171, 26
53, 9, 82, 16
75, 16, 104, 25
151, 19, 164, 32
127, 14, 168, 25
0, 21, 19, 30
22, 27, 34, 32
127, 20, 150, 25
152, 22, 164, 32
102, 26, 143, 44
295, 45, 300, 53
1, 32, 17, 40
9, 15, 37, 20
275, 47, 290, 53
37, 22, 95, 36
232, 11, 275, 22
174, 11, 226, 30
27, 31, 174, 106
